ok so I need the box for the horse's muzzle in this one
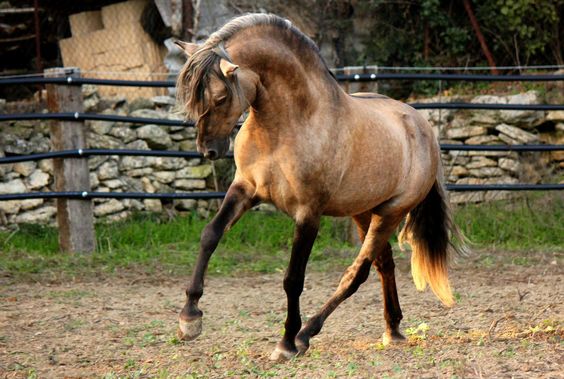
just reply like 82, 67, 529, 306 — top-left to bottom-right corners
200, 138, 230, 160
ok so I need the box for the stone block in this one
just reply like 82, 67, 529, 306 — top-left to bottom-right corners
468, 167, 505, 178
15, 206, 56, 223
103, 179, 125, 189
466, 157, 497, 169
13, 162, 37, 177
176, 165, 213, 179
98, 161, 119, 180
495, 124, 538, 144
174, 179, 207, 190
175, 199, 197, 210
464, 135, 501, 145
0, 179, 26, 194
450, 191, 485, 204
27, 170, 50, 189
108, 125, 137, 143
143, 199, 162, 212
152, 171, 176, 183
94, 199, 125, 216
446, 126, 487, 140
498, 158, 520, 173
136, 124, 173, 149
546, 110, 564, 122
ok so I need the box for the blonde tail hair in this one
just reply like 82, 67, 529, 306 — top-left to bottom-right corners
398, 180, 466, 307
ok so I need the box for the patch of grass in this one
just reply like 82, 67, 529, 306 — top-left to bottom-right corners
453, 193, 563, 251
0, 211, 354, 280
0, 192, 561, 280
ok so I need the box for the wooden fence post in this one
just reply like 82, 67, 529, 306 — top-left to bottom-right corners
45, 67, 96, 253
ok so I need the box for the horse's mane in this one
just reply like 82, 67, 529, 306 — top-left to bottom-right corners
176, 13, 331, 119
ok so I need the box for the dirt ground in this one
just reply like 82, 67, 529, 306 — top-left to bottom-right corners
1, 251, 562, 378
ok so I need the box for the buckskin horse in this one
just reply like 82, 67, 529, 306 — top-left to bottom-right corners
174, 13, 463, 361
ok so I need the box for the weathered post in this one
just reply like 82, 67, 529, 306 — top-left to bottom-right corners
45, 67, 96, 253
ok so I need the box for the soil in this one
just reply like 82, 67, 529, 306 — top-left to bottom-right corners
1, 251, 562, 378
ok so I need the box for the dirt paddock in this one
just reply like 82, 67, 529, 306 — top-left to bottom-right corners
1, 251, 562, 378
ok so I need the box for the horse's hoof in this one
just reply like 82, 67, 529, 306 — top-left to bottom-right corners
295, 336, 310, 355
177, 317, 202, 341
269, 345, 298, 362
382, 330, 406, 346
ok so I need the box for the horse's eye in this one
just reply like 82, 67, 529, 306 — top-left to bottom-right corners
215, 96, 227, 105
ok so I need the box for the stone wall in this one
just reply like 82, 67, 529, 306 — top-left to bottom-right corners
420, 90, 564, 203
1, 88, 563, 224
0, 86, 215, 225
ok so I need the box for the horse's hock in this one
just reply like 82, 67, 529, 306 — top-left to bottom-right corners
0, 89, 563, 226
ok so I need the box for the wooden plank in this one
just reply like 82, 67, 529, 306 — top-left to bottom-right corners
45, 67, 96, 254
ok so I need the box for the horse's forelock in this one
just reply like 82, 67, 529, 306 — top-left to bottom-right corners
177, 48, 242, 120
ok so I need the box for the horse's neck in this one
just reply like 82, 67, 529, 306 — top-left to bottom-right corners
231, 34, 343, 125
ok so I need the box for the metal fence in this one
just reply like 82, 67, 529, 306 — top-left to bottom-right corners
1, 71, 564, 202
1, 69, 563, 250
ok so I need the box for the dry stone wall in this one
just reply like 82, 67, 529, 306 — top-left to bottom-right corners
1, 88, 563, 225
419, 90, 564, 203
0, 86, 215, 226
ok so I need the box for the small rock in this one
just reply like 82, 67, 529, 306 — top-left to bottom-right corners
466, 157, 497, 169
546, 110, 564, 122
468, 167, 505, 178
98, 161, 119, 180
464, 135, 501, 145
136, 124, 172, 149
0, 200, 21, 214
27, 170, 50, 189
176, 165, 213, 179
13, 161, 37, 177
174, 179, 206, 190
129, 98, 155, 112
20, 199, 44, 210
108, 125, 137, 143
143, 199, 162, 212
498, 158, 520, 173
446, 126, 487, 140
89, 120, 114, 135
0, 179, 26, 194
94, 199, 125, 216
495, 124, 538, 144
447, 166, 468, 177
130, 108, 166, 120
449, 192, 485, 204
152, 95, 176, 106
38, 160, 54, 175
102, 179, 124, 189
175, 199, 197, 210
15, 206, 56, 223
152, 171, 176, 183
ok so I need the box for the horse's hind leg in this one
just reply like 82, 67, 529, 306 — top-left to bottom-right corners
354, 213, 405, 344
178, 182, 256, 341
295, 213, 402, 354
374, 242, 405, 345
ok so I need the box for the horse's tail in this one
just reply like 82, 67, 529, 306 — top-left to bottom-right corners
398, 179, 466, 307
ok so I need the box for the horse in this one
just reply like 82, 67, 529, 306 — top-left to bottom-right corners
174, 13, 464, 361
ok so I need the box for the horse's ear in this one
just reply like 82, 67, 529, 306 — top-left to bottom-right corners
175, 40, 200, 57
219, 59, 239, 78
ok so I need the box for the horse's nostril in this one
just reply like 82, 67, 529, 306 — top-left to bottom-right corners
206, 150, 218, 160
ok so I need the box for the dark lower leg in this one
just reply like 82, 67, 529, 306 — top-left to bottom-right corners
271, 219, 319, 360
296, 255, 373, 352
179, 184, 254, 339
374, 242, 404, 343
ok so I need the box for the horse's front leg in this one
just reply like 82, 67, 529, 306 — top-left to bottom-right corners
270, 215, 320, 361
178, 182, 256, 341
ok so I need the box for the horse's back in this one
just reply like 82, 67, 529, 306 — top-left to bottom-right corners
323, 93, 439, 216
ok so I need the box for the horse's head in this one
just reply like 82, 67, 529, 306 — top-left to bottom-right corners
175, 41, 258, 160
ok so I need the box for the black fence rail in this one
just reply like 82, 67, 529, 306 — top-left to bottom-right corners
1, 72, 563, 202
